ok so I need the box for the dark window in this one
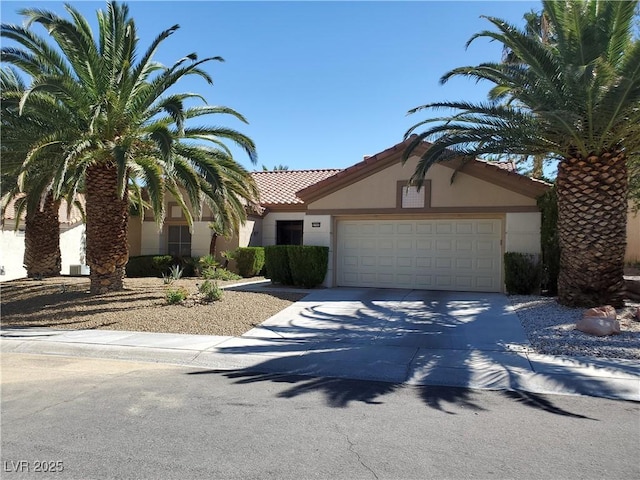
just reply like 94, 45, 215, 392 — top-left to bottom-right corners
168, 225, 192, 257
276, 220, 303, 245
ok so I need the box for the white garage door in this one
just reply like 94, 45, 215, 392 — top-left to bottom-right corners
336, 219, 502, 292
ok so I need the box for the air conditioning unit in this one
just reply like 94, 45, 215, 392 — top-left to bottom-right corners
69, 265, 82, 275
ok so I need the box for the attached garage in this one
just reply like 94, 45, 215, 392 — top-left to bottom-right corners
336, 218, 502, 292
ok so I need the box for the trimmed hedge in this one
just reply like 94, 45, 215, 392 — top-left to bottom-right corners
537, 187, 560, 295
264, 245, 293, 285
504, 252, 542, 295
235, 247, 265, 277
126, 255, 173, 277
126, 255, 197, 278
288, 246, 329, 288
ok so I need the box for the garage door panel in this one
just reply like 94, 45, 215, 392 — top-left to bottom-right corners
416, 223, 433, 234
337, 219, 502, 292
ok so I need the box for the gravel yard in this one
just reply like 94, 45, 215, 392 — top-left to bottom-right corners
2, 276, 638, 360
509, 295, 640, 360
0, 277, 307, 336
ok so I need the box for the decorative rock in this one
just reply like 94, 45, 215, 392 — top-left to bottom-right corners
576, 316, 621, 336
583, 305, 616, 319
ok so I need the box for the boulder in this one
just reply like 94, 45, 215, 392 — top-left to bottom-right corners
575, 316, 621, 336
583, 305, 616, 319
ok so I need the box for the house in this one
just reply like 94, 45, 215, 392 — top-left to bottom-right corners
0, 196, 87, 281
132, 138, 552, 292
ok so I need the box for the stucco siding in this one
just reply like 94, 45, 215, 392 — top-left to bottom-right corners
60, 225, 86, 274
140, 223, 163, 255
0, 230, 26, 281
1, 224, 86, 281
505, 213, 542, 254
308, 158, 537, 211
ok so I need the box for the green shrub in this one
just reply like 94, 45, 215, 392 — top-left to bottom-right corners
177, 256, 198, 277
264, 245, 293, 284
126, 255, 173, 277
202, 267, 241, 281
504, 252, 542, 295
537, 187, 560, 295
235, 247, 265, 278
199, 254, 218, 271
165, 286, 188, 304
198, 279, 223, 302
288, 246, 329, 288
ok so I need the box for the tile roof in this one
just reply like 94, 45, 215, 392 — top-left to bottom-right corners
251, 169, 342, 206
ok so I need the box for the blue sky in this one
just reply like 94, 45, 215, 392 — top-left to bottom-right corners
1, 0, 541, 172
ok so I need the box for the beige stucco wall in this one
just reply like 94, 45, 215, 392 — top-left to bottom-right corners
308, 157, 537, 210
128, 217, 142, 257
0, 223, 87, 281
0, 229, 26, 281
627, 206, 640, 263
505, 213, 542, 254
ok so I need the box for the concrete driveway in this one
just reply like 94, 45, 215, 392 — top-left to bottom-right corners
2, 287, 639, 400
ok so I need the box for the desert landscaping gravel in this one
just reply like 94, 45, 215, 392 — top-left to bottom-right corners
1, 277, 306, 336
509, 295, 640, 360
2, 276, 638, 360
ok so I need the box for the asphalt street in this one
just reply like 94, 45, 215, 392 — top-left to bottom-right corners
1, 353, 639, 480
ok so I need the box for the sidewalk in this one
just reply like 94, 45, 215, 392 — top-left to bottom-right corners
2, 287, 639, 402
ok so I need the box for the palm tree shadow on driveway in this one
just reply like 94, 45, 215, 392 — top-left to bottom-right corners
187, 288, 611, 418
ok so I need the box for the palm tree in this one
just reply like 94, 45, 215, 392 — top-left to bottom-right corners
2, 2, 257, 294
0, 67, 80, 278
404, 0, 640, 307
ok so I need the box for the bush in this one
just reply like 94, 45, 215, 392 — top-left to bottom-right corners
235, 247, 265, 278
177, 256, 198, 277
199, 254, 218, 271
198, 280, 223, 302
165, 286, 188, 304
504, 252, 542, 295
202, 267, 241, 281
126, 255, 173, 277
287, 246, 329, 288
264, 245, 293, 284
126, 255, 200, 278
537, 187, 560, 295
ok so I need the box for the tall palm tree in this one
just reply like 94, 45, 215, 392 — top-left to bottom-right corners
404, 0, 640, 307
2, 2, 257, 294
0, 67, 81, 278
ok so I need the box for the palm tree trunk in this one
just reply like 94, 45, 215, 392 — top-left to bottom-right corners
24, 193, 61, 278
209, 232, 218, 257
85, 163, 129, 294
556, 150, 628, 307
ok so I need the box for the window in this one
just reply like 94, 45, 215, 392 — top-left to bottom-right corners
276, 220, 303, 245
168, 225, 191, 257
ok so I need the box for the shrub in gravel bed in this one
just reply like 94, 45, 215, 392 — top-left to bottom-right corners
166, 287, 189, 304
198, 280, 223, 302
202, 267, 241, 281
504, 252, 542, 294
